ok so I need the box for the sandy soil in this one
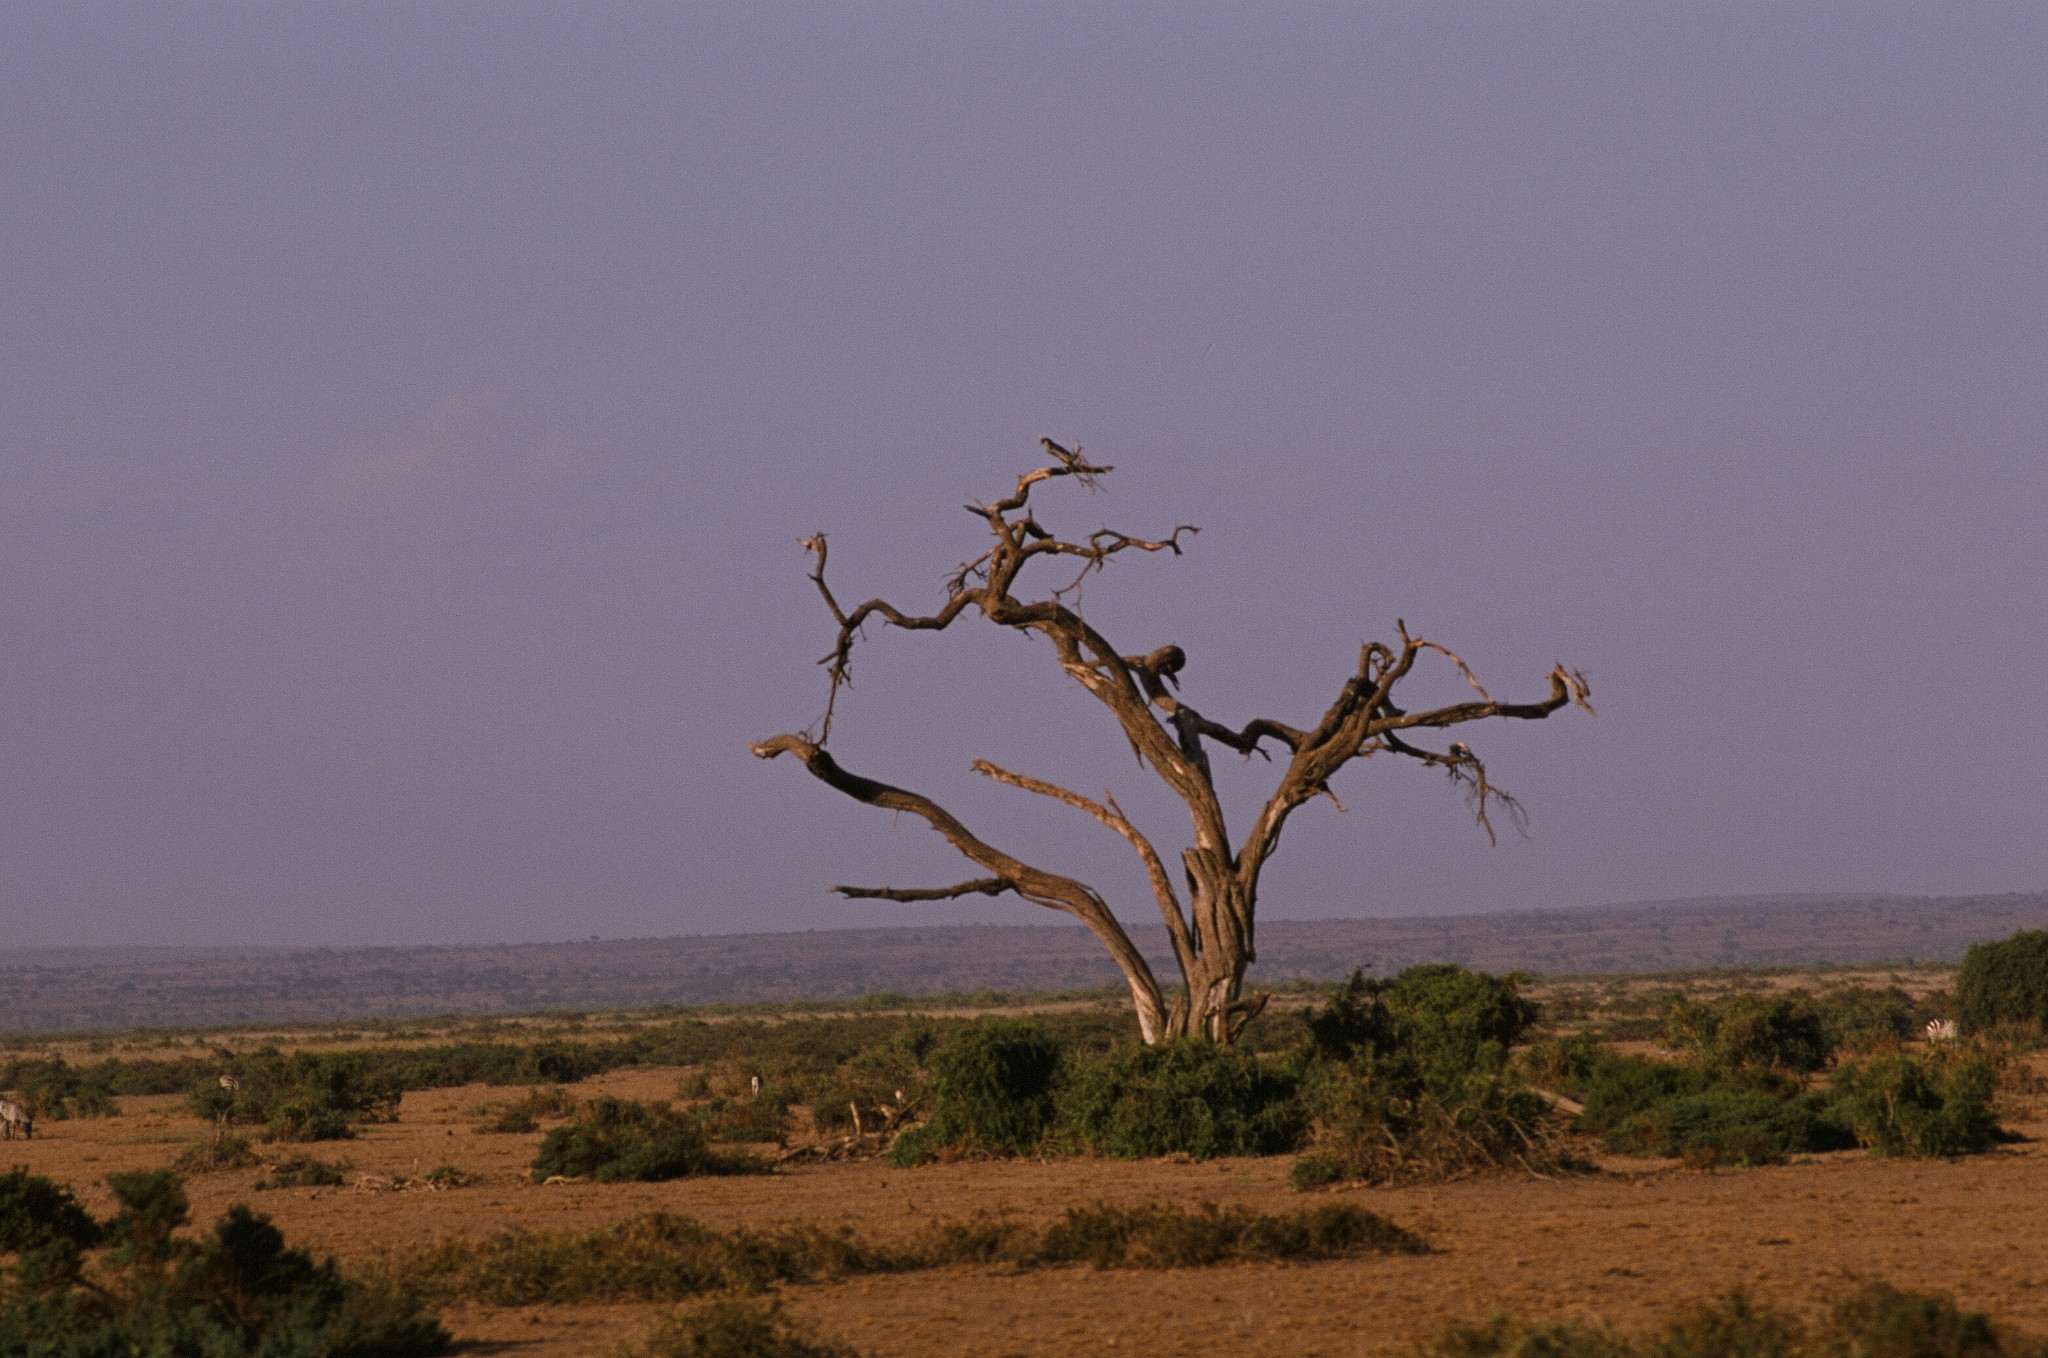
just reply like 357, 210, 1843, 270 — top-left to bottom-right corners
7, 1055, 2044, 1358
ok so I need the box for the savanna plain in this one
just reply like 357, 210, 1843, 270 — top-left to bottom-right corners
4, 959, 2046, 1358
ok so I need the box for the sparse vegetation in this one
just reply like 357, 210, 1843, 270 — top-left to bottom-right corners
253, 1154, 351, 1190
386, 1199, 1425, 1307
625, 1299, 864, 1358
475, 1084, 576, 1133
1030, 1200, 1424, 1268
174, 1131, 261, 1175
1416, 1283, 2044, 1358
531, 1096, 766, 1182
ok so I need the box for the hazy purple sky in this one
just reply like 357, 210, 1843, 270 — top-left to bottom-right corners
3, 4, 2043, 950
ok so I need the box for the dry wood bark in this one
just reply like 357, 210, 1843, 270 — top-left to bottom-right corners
751, 442, 1592, 1043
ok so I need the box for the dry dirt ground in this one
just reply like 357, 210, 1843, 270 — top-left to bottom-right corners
7, 1054, 2046, 1358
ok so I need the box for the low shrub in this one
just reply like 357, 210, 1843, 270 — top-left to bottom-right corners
1055, 1038, 1304, 1161
1414, 1282, 2033, 1358
174, 1132, 261, 1175
531, 1096, 765, 1182
253, 1155, 350, 1190
627, 1299, 862, 1358
697, 1093, 793, 1144
387, 1199, 1428, 1308
476, 1085, 577, 1134
390, 1212, 912, 1305
1600, 1088, 1852, 1167
1827, 1050, 2001, 1157
1958, 930, 2048, 1034
888, 1019, 1060, 1165
479, 1106, 538, 1134
1032, 1200, 1424, 1268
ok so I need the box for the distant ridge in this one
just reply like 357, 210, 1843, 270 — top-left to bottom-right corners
3, 892, 2041, 1034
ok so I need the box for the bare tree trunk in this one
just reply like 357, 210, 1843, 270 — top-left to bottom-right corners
752, 441, 1591, 1043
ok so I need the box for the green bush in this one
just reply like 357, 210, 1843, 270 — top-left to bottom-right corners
187, 1046, 405, 1142
0, 1169, 448, 1357
1569, 1043, 1861, 1165
531, 1096, 764, 1182
888, 1019, 1061, 1164
0, 1167, 102, 1254
1826, 1050, 2001, 1157
1381, 965, 1540, 1071
1601, 1088, 1851, 1167
1520, 1031, 1608, 1092
1958, 930, 2048, 1033
1289, 1056, 1566, 1188
1815, 986, 1919, 1054
1575, 1054, 1711, 1132
808, 1031, 931, 1134
1, 1056, 123, 1121
1055, 1038, 1304, 1160
1661, 994, 1830, 1074
1292, 967, 1565, 1186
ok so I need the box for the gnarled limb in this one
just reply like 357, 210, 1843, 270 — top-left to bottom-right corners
833, 878, 1012, 903
749, 734, 1170, 1041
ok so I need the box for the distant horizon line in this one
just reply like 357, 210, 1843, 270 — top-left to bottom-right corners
7, 888, 2041, 965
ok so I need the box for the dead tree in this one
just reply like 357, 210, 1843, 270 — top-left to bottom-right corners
751, 442, 1592, 1044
